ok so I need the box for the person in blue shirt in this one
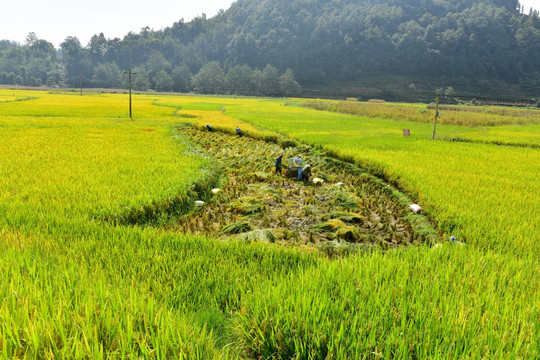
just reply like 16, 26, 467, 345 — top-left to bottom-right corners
275, 154, 283, 174
206, 124, 213, 132
236, 126, 242, 136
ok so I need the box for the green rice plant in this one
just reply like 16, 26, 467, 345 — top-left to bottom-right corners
0, 90, 538, 359
304, 100, 540, 127
235, 246, 538, 359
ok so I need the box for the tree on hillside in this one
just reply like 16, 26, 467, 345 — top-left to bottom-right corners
225, 64, 254, 94
92, 62, 122, 88
155, 70, 174, 92
1, 72, 16, 85
26, 58, 48, 83
172, 64, 193, 92
261, 64, 280, 95
249, 68, 264, 95
88, 33, 109, 64
132, 66, 150, 91
146, 51, 171, 77
191, 61, 225, 94
61, 37, 93, 82
279, 68, 301, 96
25, 33, 39, 47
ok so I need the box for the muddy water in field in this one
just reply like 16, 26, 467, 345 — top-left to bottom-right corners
174, 126, 436, 253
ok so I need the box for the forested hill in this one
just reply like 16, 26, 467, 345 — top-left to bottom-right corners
1, 0, 540, 100
220, 0, 539, 80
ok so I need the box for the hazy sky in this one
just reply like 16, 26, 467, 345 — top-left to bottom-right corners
521, 0, 540, 12
1, 0, 539, 48
1, 0, 237, 47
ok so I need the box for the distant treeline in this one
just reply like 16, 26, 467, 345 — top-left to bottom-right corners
1, 0, 539, 98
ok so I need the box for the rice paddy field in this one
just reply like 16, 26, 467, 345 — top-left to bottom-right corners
0, 89, 538, 359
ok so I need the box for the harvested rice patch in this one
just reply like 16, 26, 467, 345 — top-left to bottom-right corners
174, 126, 439, 253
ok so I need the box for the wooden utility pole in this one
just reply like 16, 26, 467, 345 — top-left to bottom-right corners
432, 89, 441, 139
123, 69, 136, 119
79, 76, 82, 96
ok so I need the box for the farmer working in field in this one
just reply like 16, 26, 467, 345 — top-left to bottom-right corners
236, 126, 242, 136
300, 162, 313, 182
206, 124, 213, 132
275, 154, 283, 174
